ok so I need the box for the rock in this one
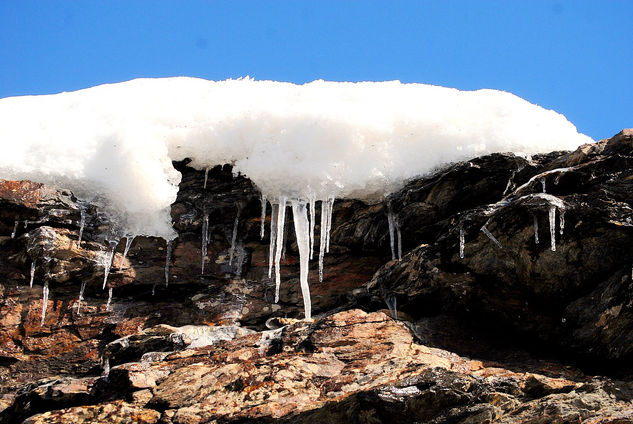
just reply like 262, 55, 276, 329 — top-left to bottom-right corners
1, 130, 633, 422
354, 130, 633, 365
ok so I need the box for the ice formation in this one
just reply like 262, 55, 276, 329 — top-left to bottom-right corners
165, 240, 173, 286
11, 220, 18, 239
549, 206, 557, 252
534, 216, 540, 245
481, 225, 503, 249
459, 229, 465, 259
29, 261, 36, 288
0, 77, 593, 320
77, 209, 86, 246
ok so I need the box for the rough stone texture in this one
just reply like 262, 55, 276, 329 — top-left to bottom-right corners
0, 129, 632, 423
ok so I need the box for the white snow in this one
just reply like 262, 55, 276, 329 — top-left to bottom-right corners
0, 77, 591, 240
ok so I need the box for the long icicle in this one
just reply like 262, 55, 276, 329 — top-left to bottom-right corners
77, 208, 86, 246
41, 282, 49, 326
387, 211, 396, 260
549, 206, 556, 251
11, 220, 18, 239
292, 201, 312, 320
319, 200, 327, 282
274, 198, 287, 303
534, 216, 540, 244
396, 218, 402, 260
119, 236, 134, 269
325, 196, 334, 253
229, 208, 240, 266
559, 209, 565, 235
309, 195, 316, 260
29, 261, 36, 288
203, 167, 209, 189
165, 239, 173, 286
268, 203, 279, 278
201, 213, 209, 274
260, 195, 267, 240
459, 229, 465, 259
102, 241, 117, 290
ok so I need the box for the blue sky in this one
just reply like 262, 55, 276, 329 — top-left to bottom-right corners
0, 1, 631, 141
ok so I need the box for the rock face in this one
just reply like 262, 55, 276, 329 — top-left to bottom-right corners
0, 129, 632, 423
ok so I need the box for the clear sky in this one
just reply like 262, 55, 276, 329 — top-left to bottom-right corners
0, 1, 631, 141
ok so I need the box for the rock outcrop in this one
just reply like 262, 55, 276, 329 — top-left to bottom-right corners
0, 129, 632, 423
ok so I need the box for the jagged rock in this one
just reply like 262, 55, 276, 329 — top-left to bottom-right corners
5, 310, 633, 423
354, 129, 633, 365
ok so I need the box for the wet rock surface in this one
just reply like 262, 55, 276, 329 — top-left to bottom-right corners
0, 129, 631, 423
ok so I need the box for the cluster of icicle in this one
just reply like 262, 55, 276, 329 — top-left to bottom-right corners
200, 194, 336, 321
24, 210, 176, 327
458, 171, 567, 259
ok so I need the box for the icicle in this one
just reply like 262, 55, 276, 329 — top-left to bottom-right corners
459, 229, 465, 259
77, 209, 86, 246
203, 167, 209, 189
201, 213, 209, 274
29, 261, 36, 288
559, 209, 565, 235
274, 198, 287, 303
76, 281, 86, 314
549, 206, 556, 252
309, 196, 316, 260
387, 211, 396, 260
534, 216, 540, 244
102, 242, 117, 290
260, 195, 267, 240
11, 220, 18, 239
229, 208, 240, 266
151, 284, 156, 296
540, 178, 546, 193
319, 200, 327, 282
281, 214, 288, 260
119, 236, 134, 269
481, 225, 502, 249
292, 201, 312, 320
24, 220, 28, 229
385, 295, 398, 320
325, 196, 334, 253
40, 282, 49, 326
396, 220, 402, 261
164, 239, 173, 286
268, 203, 279, 278
106, 287, 113, 311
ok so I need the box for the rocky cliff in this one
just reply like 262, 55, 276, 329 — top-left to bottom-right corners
1, 130, 632, 423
